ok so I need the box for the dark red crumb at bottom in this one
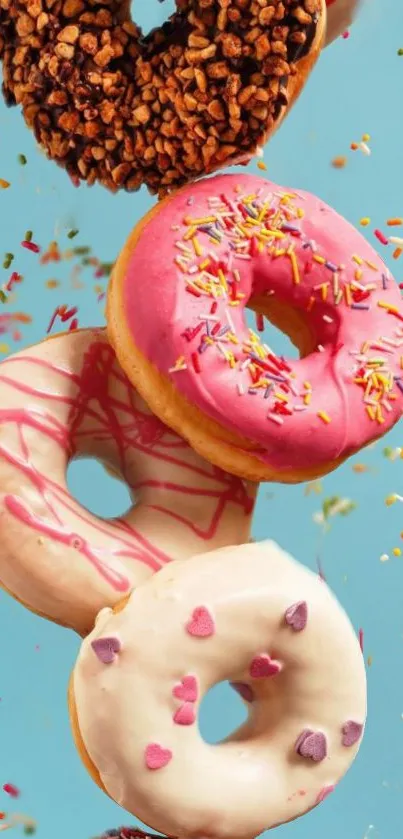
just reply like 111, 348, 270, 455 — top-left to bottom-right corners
0, 0, 321, 196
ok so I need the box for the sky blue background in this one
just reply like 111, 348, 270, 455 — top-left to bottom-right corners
0, 1, 402, 837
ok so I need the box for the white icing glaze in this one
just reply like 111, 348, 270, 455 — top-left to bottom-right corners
0, 329, 255, 634
73, 541, 366, 839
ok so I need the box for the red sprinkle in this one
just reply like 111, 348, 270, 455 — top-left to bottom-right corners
5, 272, 22, 292
210, 301, 218, 314
181, 323, 203, 342
186, 285, 201, 298
374, 229, 389, 246
21, 240, 40, 254
3, 784, 19, 798
255, 312, 264, 332
69, 318, 79, 331
191, 352, 201, 373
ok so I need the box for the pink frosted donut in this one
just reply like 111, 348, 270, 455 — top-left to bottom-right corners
325, 0, 361, 44
108, 173, 403, 483
0, 329, 255, 635
71, 541, 367, 839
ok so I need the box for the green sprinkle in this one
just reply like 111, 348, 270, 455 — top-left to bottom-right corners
100, 261, 114, 276
0, 289, 7, 303
73, 246, 91, 255
23, 826, 36, 835
3, 253, 14, 269
18, 153, 27, 165
67, 229, 79, 239
383, 446, 393, 457
398, 48, 403, 56
24, 230, 33, 242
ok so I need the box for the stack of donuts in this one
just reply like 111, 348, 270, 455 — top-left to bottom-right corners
0, 2, 384, 838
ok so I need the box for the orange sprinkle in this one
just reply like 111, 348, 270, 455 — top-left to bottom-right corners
393, 247, 402, 260
331, 156, 347, 169
289, 250, 300, 285
306, 296, 315, 312
0, 178, 10, 189
321, 283, 329, 302
257, 160, 267, 171
184, 216, 216, 226
387, 218, 403, 226
366, 405, 375, 421
313, 254, 326, 265
351, 142, 359, 151
344, 284, 352, 306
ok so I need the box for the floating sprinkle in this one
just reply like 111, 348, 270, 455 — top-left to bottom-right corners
374, 229, 388, 246
17, 154, 27, 166
0, 179, 10, 190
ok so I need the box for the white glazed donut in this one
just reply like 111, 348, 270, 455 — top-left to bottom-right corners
0, 329, 255, 635
71, 541, 367, 839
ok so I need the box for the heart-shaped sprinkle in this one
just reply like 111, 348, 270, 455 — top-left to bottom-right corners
249, 653, 282, 679
173, 675, 198, 703
186, 606, 215, 638
285, 601, 308, 632
91, 636, 121, 664
230, 681, 254, 703
342, 720, 363, 747
315, 784, 335, 805
144, 743, 173, 770
173, 703, 196, 726
295, 729, 327, 762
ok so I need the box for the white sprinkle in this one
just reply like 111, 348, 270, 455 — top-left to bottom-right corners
226, 309, 236, 334
268, 413, 284, 425
389, 236, 403, 246
199, 314, 219, 322
358, 141, 371, 156
237, 383, 245, 396
380, 554, 390, 563
293, 404, 308, 411
317, 344, 325, 353
168, 364, 187, 374
323, 315, 333, 324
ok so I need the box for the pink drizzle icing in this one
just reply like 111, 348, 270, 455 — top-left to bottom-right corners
0, 334, 253, 593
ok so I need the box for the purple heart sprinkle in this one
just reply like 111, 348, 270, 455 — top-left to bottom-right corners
91, 636, 121, 664
295, 729, 327, 762
342, 720, 363, 747
285, 601, 308, 632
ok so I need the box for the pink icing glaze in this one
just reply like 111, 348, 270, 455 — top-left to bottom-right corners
121, 174, 403, 476
0, 329, 255, 632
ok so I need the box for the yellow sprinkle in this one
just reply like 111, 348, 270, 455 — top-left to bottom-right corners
385, 494, 397, 506
257, 160, 267, 171
303, 381, 312, 390
354, 269, 363, 281
0, 178, 10, 189
360, 217, 371, 227
393, 548, 402, 557
313, 254, 326, 265
199, 259, 210, 271
297, 208, 305, 218
365, 260, 378, 271
0, 343, 10, 354
366, 405, 375, 421
183, 225, 198, 241
45, 279, 60, 289
274, 392, 289, 403
344, 284, 352, 306
321, 283, 328, 302
192, 237, 203, 257
317, 411, 331, 424
184, 216, 216, 226
273, 248, 286, 257
378, 300, 397, 313
352, 254, 363, 265
304, 392, 312, 406
376, 404, 385, 424
362, 133, 371, 142
367, 656, 373, 667
289, 250, 300, 285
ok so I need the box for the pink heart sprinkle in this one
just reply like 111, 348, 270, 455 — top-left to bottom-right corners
91, 636, 121, 664
230, 681, 254, 703
295, 729, 327, 763
186, 606, 215, 638
144, 743, 173, 770
173, 675, 198, 703
249, 653, 282, 679
315, 785, 335, 805
342, 720, 363, 747
173, 703, 196, 726
285, 601, 308, 632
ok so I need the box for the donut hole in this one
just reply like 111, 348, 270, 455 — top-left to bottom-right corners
133, 0, 176, 33
247, 296, 316, 360
67, 458, 131, 519
198, 681, 248, 745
